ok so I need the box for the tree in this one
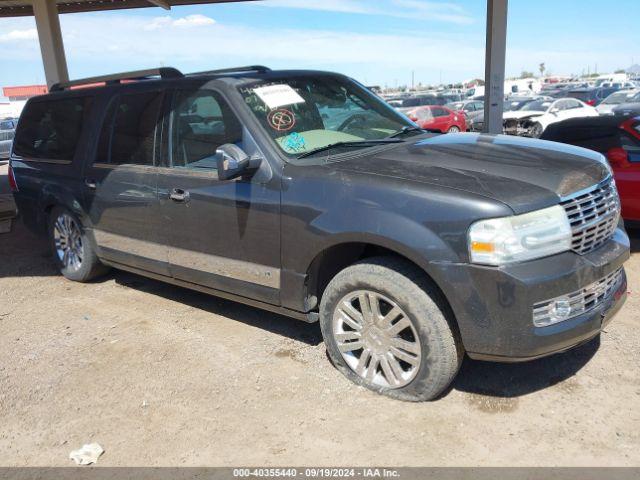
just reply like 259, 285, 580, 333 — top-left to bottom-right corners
539, 62, 546, 77
520, 71, 534, 79
614, 69, 626, 74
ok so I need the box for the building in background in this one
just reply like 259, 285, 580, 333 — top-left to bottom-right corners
1, 85, 47, 118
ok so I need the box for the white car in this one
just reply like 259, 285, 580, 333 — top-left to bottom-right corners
502, 97, 598, 137
596, 89, 640, 115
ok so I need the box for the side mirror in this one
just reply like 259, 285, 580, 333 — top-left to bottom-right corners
215, 144, 261, 181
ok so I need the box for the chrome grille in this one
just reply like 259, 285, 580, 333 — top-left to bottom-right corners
560, 178, 620, 255
533, 268, 625, 327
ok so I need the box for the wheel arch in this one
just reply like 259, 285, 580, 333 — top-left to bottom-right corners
302, 237, 460, 338
39, 184, 91, 234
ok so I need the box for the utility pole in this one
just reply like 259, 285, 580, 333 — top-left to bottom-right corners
411, 71, 415, 90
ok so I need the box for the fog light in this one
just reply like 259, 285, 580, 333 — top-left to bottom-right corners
550, 298, 572, 321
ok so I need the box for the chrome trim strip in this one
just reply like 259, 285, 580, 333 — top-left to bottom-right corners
14, 157, 72, 165
559, 174, 612, 202
94, 229, 280, 289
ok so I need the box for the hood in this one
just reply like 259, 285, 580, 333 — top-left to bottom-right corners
502, 110, 544, 120
329, 133, 610, 214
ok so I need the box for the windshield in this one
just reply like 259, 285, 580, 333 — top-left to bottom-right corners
239, 75, 413, 160
520, 100, 551, 111
602, 91, 640, 105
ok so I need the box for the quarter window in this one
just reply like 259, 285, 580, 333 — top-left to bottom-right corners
170, 89, 242, 170
13, 96, 92, 161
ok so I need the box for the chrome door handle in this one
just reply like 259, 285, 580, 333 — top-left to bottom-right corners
85, 179, 97, 189
169, 188, 190, 203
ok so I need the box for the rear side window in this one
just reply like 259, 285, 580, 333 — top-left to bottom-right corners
13, 96, 92, 161
97, 91, 164, 166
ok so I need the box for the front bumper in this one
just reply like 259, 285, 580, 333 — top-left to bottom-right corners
434, 227, 630, 362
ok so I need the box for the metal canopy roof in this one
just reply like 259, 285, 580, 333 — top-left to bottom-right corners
0, 0, 254, 18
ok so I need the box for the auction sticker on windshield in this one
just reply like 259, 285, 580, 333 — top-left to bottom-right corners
254, 84, 305, 109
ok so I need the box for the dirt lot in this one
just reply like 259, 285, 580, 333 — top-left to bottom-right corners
0, 164, 639, 467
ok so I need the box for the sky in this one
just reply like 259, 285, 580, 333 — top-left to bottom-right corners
0, 0, 639, 94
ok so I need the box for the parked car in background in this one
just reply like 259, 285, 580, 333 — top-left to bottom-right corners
567, 87, 619, 106
400, 95, 439, 108
445, 100, 484, 131
503, 98, 598, 137
0, 118, 17, 161
0, 118, 18, 131
400, 94, 462, 109
597, 90, 640, 115
504, 96, 553, 112
613, 102, 640, 117
403, 105, 466, 133
598, 81, 636, 90
541, 115, 640, 227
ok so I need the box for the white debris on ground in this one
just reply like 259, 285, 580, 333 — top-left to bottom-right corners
69, 443, 104, 465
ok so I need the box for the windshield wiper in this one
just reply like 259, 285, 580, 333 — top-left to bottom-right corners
297, 139, 402, 159
386, 126, 424, 139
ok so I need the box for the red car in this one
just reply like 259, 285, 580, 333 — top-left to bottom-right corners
402, 105, 467, 133
541, 115, 640, 226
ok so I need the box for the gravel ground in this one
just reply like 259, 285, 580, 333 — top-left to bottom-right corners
0, 165, 639, 467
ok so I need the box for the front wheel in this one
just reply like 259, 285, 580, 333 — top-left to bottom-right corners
48, 207, 109, 282
530, 122, 543, 138
319, 257, 462, 401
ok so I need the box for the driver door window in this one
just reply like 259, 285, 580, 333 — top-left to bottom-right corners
170, 89, 242, 170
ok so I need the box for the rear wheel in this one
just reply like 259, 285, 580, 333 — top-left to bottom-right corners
48, 207, 109, 282
447, 125, 460, 133
319, 256, 462, 401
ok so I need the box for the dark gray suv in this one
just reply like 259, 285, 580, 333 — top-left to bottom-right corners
9, 66, 630, 401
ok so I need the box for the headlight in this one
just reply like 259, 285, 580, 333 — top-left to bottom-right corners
468, 205, 572, 265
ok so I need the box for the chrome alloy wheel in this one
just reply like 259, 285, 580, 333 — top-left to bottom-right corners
332, 290, 421, 389
53, 213, 84, 271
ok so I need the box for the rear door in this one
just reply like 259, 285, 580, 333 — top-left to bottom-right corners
431, 107, 451, 131
156, 87, 281, 305
82, 88, 170, 275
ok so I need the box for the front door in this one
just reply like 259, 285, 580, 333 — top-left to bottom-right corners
157, 87, 281, 305
83, 89, 169, 276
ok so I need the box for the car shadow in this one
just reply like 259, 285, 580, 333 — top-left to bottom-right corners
109, 269, 324, 347
627, 226, 640, 253
0, 204, 620, 395
451, 336, 600, 398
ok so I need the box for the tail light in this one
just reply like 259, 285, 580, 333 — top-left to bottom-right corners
586, 99, 596, 106
8, 163, 18, 192
606, 147, 628, 169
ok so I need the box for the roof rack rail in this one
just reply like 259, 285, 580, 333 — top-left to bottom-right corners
187, 65, 271, 76
49, 67, 184, 92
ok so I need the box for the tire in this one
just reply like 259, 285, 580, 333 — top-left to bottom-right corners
319, 256, 462, 401
48, 206, 109, 282
447, 125, 460, 133
530, 123, 543, 138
